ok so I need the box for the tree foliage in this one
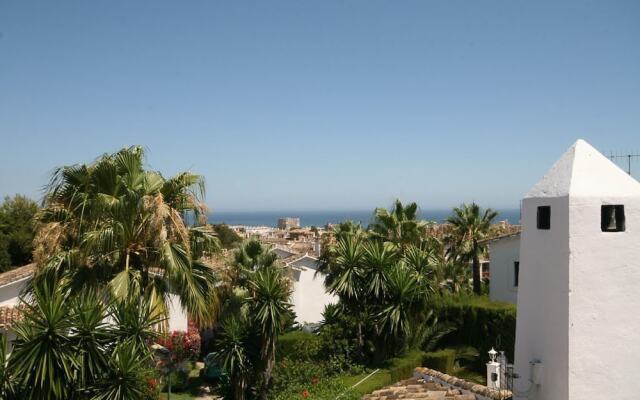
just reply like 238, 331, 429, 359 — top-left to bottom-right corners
0, 194, 38, 271
445, 203, 498, 294
32, 146, 221, 327
5, 280, 160, 400
213, 240, 293, 400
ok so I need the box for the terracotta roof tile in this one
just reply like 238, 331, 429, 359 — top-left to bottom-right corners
0, 306, 23, 330
0, 264, 35, 287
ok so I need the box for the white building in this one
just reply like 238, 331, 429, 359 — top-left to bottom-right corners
0, 264, 35, 346
514, 139, 640, 399
287, 254, 336, 325
486, 233, 520, 304
272, 246, 336, 325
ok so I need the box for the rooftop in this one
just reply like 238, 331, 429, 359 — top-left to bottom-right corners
0, 264, 36, 288
526, 139, 640, 198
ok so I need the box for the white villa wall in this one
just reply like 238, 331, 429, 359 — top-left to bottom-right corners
567, 194, 640, 399
514, 140, 640, 400
514, 196, 570, 399
167, 292, 189, 332
488, 235, 520, 304
289, 256, 336, 324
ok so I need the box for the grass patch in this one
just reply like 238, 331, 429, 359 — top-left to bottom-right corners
160, 362, 205, 400
342, 350, 426, 395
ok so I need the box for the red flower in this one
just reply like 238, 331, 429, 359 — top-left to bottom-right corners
302, 389, 310, 398
311, 376, 319, 385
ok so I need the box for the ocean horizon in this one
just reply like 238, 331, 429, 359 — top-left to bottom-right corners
208, 209, 521, 228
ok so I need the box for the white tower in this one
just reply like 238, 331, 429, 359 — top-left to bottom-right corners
514, 139, 640, 399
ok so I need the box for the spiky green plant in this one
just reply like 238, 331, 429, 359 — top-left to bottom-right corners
88, 341, 153, 400
214, 316, 254, 400
0, 334, 17, 399
9, 282, 78, 400
248, 267, 292, 400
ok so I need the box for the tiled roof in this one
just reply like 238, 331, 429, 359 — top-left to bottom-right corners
0, 306, 23, 330
414, 367, 512, 400
479, 231, 521, 245
0, 264, 35, 287
363, 376, 475, 400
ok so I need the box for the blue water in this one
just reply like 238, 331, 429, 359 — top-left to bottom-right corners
208, 209, 521, 227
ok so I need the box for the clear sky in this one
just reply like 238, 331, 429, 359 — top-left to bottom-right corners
1, 1, 639, 212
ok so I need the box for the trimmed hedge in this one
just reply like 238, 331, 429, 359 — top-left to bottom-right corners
387, 350, 427, 383
277, 331, 322, 361
430, 295, 516, 366
422, 349, 456, 374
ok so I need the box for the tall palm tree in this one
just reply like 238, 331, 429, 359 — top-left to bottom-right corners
32, 146, 220, 326
369, 200, 428, 248
446, 203, 498, 295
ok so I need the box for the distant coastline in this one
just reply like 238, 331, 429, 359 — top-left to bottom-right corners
208, 209, 521, 227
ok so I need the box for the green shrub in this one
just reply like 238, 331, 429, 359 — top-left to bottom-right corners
277, 331, 322, 361
422, 349, 456, 374
164, 369, 189, 392
429, 295, 516, 369
387, 350, 426, 383
270, 375, 359, 400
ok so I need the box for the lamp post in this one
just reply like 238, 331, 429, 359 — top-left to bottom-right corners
152, 343, 174, 400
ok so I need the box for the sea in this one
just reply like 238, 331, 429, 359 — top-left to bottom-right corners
208, 209, 521, 228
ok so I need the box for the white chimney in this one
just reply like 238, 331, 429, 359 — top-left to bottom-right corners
514, 139, 640, 399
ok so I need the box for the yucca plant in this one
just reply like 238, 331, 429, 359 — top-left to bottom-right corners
72, 292, 113, 390
248, 266, 293, 400
9, 282, 79, 400
88, 341, 153, 400
0, 334, 17, 399
214, 316, 255, 400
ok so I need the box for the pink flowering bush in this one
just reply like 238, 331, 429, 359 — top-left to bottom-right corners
157, 321, 201, 364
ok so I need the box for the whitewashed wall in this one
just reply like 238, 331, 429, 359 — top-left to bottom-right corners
167, 292, 189, 332
289, 256, 336, 324
514, 196, 570, 399
514, 140, 640, 400
488, 235, 520, 304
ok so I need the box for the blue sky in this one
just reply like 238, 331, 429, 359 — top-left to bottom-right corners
1, 1, 639, 211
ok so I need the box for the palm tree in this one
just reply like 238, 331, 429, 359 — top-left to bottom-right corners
446, 203, 498, 294
438, 260, 472, 294
32, 146, 220, 327
369, 200, 428, 248
248, 267, 292, 400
